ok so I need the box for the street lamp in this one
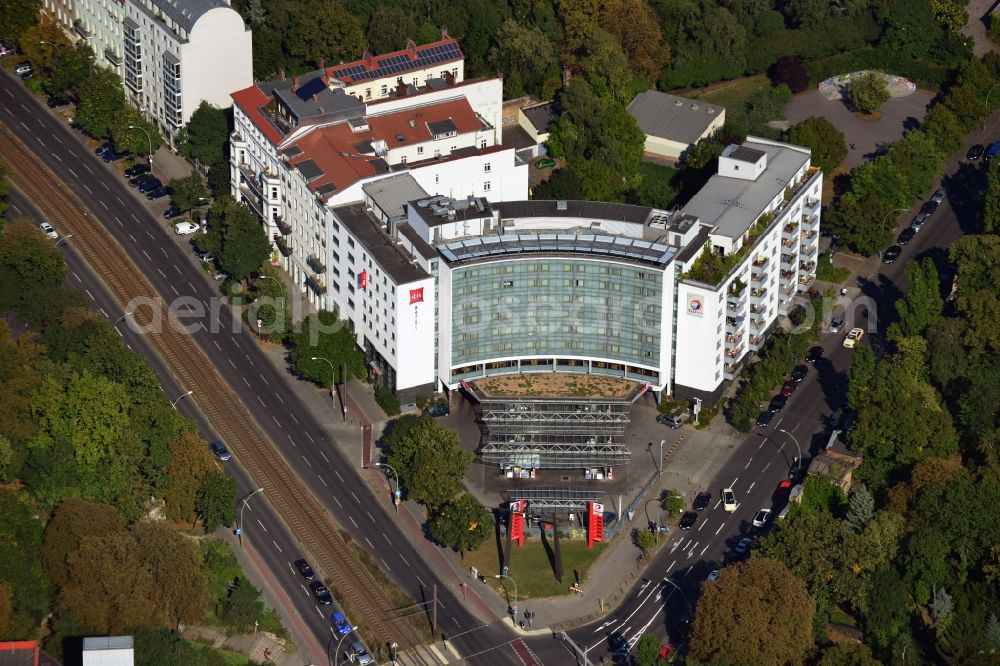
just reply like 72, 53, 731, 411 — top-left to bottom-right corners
334, 626, 359, 665
170, 389, 193, 409
128, 124, 153, 170
236, 487, 264, 549
494, 574, 519, 627
777, 428, 803, 478
880, 207, 908, 243
311, 356, 347, 421
54, 233, 73, 247
375, 462, 401, 514
113, 310, 134, 336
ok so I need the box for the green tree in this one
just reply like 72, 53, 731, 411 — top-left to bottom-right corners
633, 632, 662, 666
0, 320, 42, 449
180, 102, 230, 166
930, 585, 953, 624
75, 66, 127, 140
816, 643, 882, 666
134, 522, 208, 625
365, 5, 415, 56
170, 173, 211, 211
17, 12, 71, 77
845, 485, 874, 533
220, 576, 263, 632
43, 43, 95, 99
847, 71, 890, 114
383, 415, 472, 510
661, 489, 685, 519
428, 493, 494, 554
196, 471, 237, 532
634, 527, 657, 559
0, 0, 40, 40
0, 490, 51, 639
600, 0, 670, 82
207, 160, 233, 199
200, 196, 270, 284
286, 0, 365, 68
289, 309, 365, 386
164, 432, 217, 523
0, 219, 68, 313
887, 130, 944, 200
41, 499, 127, 588
110, 107, 163, 160
888, 259, 942, 340
983, 159, 1000, 234
375, 387, 401, 416
689, 558, 815, 666
555, 0, 601, 65
846, 344, 875, 413
0, 160, 9, 223
799, 476, 847, 516
785, 117, 848, 175
491, 20, 555, 97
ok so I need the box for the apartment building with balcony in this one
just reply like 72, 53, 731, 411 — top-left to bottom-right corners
42, 1, 252, 145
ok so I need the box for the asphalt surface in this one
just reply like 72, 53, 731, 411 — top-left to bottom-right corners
0, 71, 526, 665
2, 64, 979, 666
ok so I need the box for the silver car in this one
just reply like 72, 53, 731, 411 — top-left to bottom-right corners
829, 313, 845, 334
911, 213, 929, 232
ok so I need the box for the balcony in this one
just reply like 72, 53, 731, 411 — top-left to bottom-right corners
275, 216, 292, 236
801, 242, 818, 256
73, 20, 91, 39
781, 222, 799, 239
306, 275, 327, 295
275, 237, 292, 257
749, 335, 763, 348
751, 271, 766, 284
780, 269, 796, 283
239, 185, 264, 219
727, 344, 744, 360
750, 304, 765, 315
781, 252, 796, 266
726, 331, 744, 346
239, 163, 263, 197
104, 48, 122, 66
804, 198, 821, 213
750, 287, 768, 300
724, 362, 743, 380
781, 237, 797, 249
800, 229, 816, 241
307, 254, 326, 273
752, 256, 769, 270
803, 213, 820, 228
799, 260, 815, 273
726, 316, 745, 333
750, 317, 766, 331
779, 284, 795, 297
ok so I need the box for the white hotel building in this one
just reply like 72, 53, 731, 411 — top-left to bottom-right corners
42, 0, 252, 145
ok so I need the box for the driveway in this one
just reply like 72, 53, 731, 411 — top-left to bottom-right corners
784, 89, 934, 169
963, 0, 999, 57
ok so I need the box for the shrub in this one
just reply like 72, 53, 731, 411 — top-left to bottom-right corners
769, 56, 810, 93
375, 387, 401, 416
990, 13, 1000, 46
847, 70, 890, 114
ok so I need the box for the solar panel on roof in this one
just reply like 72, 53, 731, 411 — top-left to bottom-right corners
295, 76, 327, 101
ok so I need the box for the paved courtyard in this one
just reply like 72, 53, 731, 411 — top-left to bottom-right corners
784, 88, 934, 169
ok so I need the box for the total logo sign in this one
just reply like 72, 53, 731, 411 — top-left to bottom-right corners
687, 293, 705, 317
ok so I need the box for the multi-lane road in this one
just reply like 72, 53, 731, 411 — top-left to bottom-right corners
1, 65, 980, 665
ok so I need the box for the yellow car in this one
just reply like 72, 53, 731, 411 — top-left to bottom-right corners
722, 488, 737, 512
843, 328, 864, 349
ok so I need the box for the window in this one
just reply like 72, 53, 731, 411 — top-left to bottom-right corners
400, 155, 407, 163
484, 162, 491, 173
480, 138, 487, 149
483, 181, 491, 192
380, 84, 387, 95
417, 146, 424, 155
365, 88, 371, 99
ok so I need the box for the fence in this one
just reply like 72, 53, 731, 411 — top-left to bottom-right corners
604, 471, 660, 541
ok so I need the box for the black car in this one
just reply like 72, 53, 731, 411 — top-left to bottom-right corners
692, 491, 712, 511
791, 367, 808, 385
46, 96, 71, 108
967, 144, 985, 160
423, 403, 449, 417
124, 163, 150, 178
756, 411, 775, 427
678, 512, 698, 530
919, 200, 938, 216
145, 186, 172, 200
768, 394, 788, 413
163, 206, 182, 219
95, 142, 114, 157
882, 245, 902, 264
309, 581, 333, 605
897, 227, 916, 246
294, 559, 315, 580
102, 149, 128, 162
129, 173, 156, 188
806, 346, 822, 364
137, 177, 163, 194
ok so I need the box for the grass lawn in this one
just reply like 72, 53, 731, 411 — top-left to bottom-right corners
816, 252, 851, 283
690, 74, 771, 111
187, 640, 255, 665
830, 607, 858, 627
463, 533, 607, 600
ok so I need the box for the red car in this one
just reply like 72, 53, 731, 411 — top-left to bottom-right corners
777, 479, 793, 495
781, 380, 798, 397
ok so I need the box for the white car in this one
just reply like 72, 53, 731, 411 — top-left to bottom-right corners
39, 222, 58, 239
15, 64, 32, 75
843, 328, 864, 349
174, 221, 199, 235
722, 488, 737, 512
752, 509, 772, 528
706, 570, 720, 582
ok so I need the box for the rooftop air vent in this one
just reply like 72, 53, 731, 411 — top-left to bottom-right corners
395, 134, 406, 142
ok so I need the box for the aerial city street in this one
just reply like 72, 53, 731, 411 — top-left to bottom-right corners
1, 1, 999, 666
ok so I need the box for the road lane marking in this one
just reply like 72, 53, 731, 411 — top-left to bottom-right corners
83, 163, 94, 174
157, 268, 165, 278
170, 285, 178, 296
19, 121, 29, 131
242, 376, 250, 388
701, 543, 710, 556
748, 481, 756, 491
716, 524, 724, 535
51, 151, 62, 162
53, 135, 61, 144
72, 272, 81, 282
320, 451, 329, 464
382, 533, 391, 544
173, 264, 181, 274
416, 575, 426, 587
349, 515, 358, 528
256, 519, 267, 531
399, 554, 409, 566
380, 558, 390, 572
333, 495, 342, 507
314, 607, 323, 619
128, 233, 137, 242
713, 499, 721, 509
101, 182, 109, 191
366, 511, 375, 523
259, 373, 269, 385
762, 462, 771, 472
85, 289, 94, 300
99, 200, 107, 209
305, 432, 315, 443
758, 440, 766, 450
212, 339, 221, 350
697, 519, 708, 531
272, 415, 279, 425
730, 476, 739, 487
318, 475, 328, 487
365, 537, 374, 549
228, 358, 236, 369
117, 197, 125, 206
286, 435, 296, 448
350, 491, 360, 503
665, 560, 676, 573
83, 184, 92, 194
19, 103, 29, 112
290, 413, 298, 424
35, 136, 45, 147
272, 540, 282, 553
684, 565, 694, 577
275, 393, 285, 405
145, 230, 154, 239
131, 214, 139, 223
256, 396, 264, 406
114, 216, 122, 226
334, 470, 343, 482
745, 458, 753, 469
301, 455, 311, 468
142, 249, 151, 260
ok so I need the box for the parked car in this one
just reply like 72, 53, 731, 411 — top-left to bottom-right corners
209, 441, 231, 461
174, 221, 199, 235
722, 488, 737, 512
919, 200, 938, 216
102, 148, 128, 162
213, 270, 227, 281
967, 144, 985, 160
163, 206, 182, 219
781, 380, 798, 397
897, 227, 916, 246
911, 213, 930, 232
734, 537, 753, 555
349, 641, 374, 665
423, 403, 449, 417
706, 570, 720, 582
986, 141, 1000, 161
309, 581, 333, 605
843, 327, 864, 349
692, 491, 712, 511
882, 245, 902, 264
96, 143, 114, 157
0, 43, 15, 56
768, 394, 788, 413
39, 222, 58, 240
678, 512, 698, 530
656, 413, 683, 429
791, 364, 809, 381
331, 612, 350, 636
829, 313, 846, 334
194, 249, 215, 263
46, 95, 71, 108
15, 63, 32, 75
535, 158, 556, 169
145, 186, 171, 200
752, 509, 772, 528
756, 411, 775, 427
137, 177, 162, 193
124, 163, 150, 178
806, 346, 823, 363
294, 559, 315, 580
931, 188, 946, 204
776, 479, 794, 495
129, 173, 155, 188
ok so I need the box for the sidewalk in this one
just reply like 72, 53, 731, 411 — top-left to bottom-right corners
150, 145, 193, 182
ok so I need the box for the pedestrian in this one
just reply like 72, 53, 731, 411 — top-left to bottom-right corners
519, 620, 525, 629
849, 143, 855, 150
840, 287, 848, 296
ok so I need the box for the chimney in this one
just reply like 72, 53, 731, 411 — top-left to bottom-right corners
405, 38, 416, 60
440, 26, 449, 40
312, 94, 318, 102
319, 57, 326, 69
444, 71, 455, 87
363, 49, 375, 69
396, 81, 407, 97
278, 68, 285, 80
292, 75, 300, 93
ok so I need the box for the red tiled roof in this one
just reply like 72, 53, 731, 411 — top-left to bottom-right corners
231, 85, 283, 146
287, 98, 484, 195
327, 39, 463, 85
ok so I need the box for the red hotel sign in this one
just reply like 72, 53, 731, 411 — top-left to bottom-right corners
588, 501, 604, 549
409, 287, 424, 304
509, 500, 525, 547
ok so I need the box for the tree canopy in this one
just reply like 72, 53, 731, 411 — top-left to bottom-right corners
200, 196, 271, 284
383, 415, 472, 510
785, 117, 848, 175
289, 309, 366, 386
428, 493, 494, 553
181, 102, 231, 166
